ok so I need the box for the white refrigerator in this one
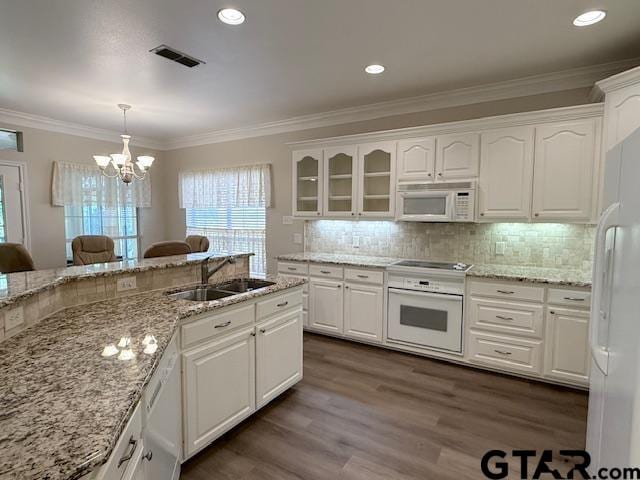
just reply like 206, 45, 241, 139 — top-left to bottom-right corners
587, 126, 640, 471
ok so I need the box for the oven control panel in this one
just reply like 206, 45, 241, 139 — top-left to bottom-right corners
388, 274, 465, 295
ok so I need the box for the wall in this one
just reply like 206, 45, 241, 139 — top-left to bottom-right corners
0, 125, 166, 269
305, 221, 595, 272
162, 87, 594, 274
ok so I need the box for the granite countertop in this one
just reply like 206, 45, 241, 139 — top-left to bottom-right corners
0, 275, 305, 480
468, 264, 592, 288
276, 252, 592, 287
0, 252, 252, 309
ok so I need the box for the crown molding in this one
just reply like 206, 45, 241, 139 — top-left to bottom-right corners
286, 103, 604, 148
164, 57, 639, 150
0, 108, 163, 150
591, 64, 640, 101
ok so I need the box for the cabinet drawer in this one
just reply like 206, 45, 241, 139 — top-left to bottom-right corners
278, 262, 309, 275
98, 402, 143, 480
182, 304, 255, 349
257, 289, 303, 319
468, 296, 544, 339
344, 268, 384, 285
309, 264, 344, 279
467, 331, 543, 376
547, 288, 591, 308
469, 279, 544, 303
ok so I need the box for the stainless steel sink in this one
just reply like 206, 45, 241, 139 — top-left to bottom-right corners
168, 286, 235, 302
215, 278, 276, 293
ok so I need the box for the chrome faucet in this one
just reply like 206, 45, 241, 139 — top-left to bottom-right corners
201, 255, 237, 284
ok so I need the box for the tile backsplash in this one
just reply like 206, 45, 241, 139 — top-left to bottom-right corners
305, 221, 595, 271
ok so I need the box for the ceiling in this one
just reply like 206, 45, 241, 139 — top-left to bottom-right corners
1, 0, 640, 141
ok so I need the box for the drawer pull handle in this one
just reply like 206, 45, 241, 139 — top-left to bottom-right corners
118, 437, 138, 468
320, 270, 331, 274
287, 267, 297, 271
260, 328, 266, 334
494, 349, 512, 356
563, 297, 585, 301
496, 315, 514, 321
497, 290, 515, 294
214, 321, 231, 328
357, 275, 369, 279
277, 301, 289, 307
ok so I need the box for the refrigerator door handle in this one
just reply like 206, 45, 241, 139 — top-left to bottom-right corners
590, 202, 620, 376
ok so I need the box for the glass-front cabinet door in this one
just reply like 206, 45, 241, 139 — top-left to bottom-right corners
292, 149, 323, 217
357, 141, 396, 217
323, 146, 357, 217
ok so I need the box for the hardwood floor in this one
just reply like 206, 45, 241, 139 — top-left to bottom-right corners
181, 333, 588, 480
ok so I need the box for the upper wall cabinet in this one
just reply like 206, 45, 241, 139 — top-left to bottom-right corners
478, 127, 535, 221
435, 133, 480, 180
324, 146, 358, 217
357, 141, 396, 217
596, 66, 640, 151
532, 119, 599, 222
397, 138, 436, 181
292, 149, 323, 217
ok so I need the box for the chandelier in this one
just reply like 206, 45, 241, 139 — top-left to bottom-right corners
93, 104, 154, 184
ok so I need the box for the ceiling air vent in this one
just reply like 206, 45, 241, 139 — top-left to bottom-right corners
150, 45, 205, 68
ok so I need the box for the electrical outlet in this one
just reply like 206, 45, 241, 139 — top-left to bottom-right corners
293, 233, 303, 245
495, 241, 506, 256
5, 306, 25, 330
117, 276, 137, 292
352, 236, 360, 248
282, 216, 294, 225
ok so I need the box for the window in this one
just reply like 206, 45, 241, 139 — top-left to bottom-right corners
180, 164, 271, 276
0, 129, 22, 152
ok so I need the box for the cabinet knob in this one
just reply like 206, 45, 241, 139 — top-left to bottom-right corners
534, 213, 539, 217
480, 213, 485, 217
437, 172, 443, 177
427, 173, 432, 177
317, 212, 320, 216
143, 451, 153, 462
345, 285, 349, 289
351, 212, 355, 216
550, 310, 555, 315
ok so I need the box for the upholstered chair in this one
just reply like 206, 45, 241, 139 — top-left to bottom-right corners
71, 235, 118, 266
143, 241, 192, 259
0, 243, 36, 274
185, 235, 210, 253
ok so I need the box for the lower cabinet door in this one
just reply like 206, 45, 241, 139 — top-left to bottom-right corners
256, 309, 303, 408
309, 278, 344, 333
544, 308, 590, 385
343, 283, 383, 343
183, 326, 256, 457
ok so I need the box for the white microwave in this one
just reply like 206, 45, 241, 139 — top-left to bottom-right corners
395, 181, 475, 222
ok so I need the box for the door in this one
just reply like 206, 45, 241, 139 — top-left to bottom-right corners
256, 309, 303, 408
309, 278, 343, 333
292, 149, 323, 217
387, 288, 463, 353
0, 164, 26, 244
397, 138, 436, 181
532, 119, 598, 222
183, 327, 256, 457
478, 126, 534, 220
544, 308, 590, 385
357, 141, 396, 217
435, 133, 480, 180
344, 282, 383, 343
324, 145, 358, 217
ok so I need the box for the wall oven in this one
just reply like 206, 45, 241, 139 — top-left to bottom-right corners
387, 261, 470, 354
396, 181, 475, 222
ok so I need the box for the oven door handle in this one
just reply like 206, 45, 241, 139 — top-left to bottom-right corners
388, 288, 463, 302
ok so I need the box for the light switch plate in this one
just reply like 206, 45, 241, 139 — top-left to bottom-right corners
495, 241, 506, 255
293, 233, 303, 245
5, 306, 25, 330
282, 216, 294, 225
117, 276, 137, 292
352, 236, 360, 248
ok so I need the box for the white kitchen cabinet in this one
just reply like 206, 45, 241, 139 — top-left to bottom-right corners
293, 149, 323, 217
183, 326, 256, 457
343, 282, 383, 343
309, 278, 343, 333
397, 138, 436, 181
435, 133, 480, 180
544, 307, 590, 385
596, 66, 640, 151
256, 309, 303, 408
324, 145, 358, 217
532, 119, 598, 222
478, 126, 535, 220
357, 141, 396, 217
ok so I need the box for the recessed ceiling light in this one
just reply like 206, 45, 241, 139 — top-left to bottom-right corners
573, 10, 606, 26
365, 64, 385, 75
218, 8, 245, 25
